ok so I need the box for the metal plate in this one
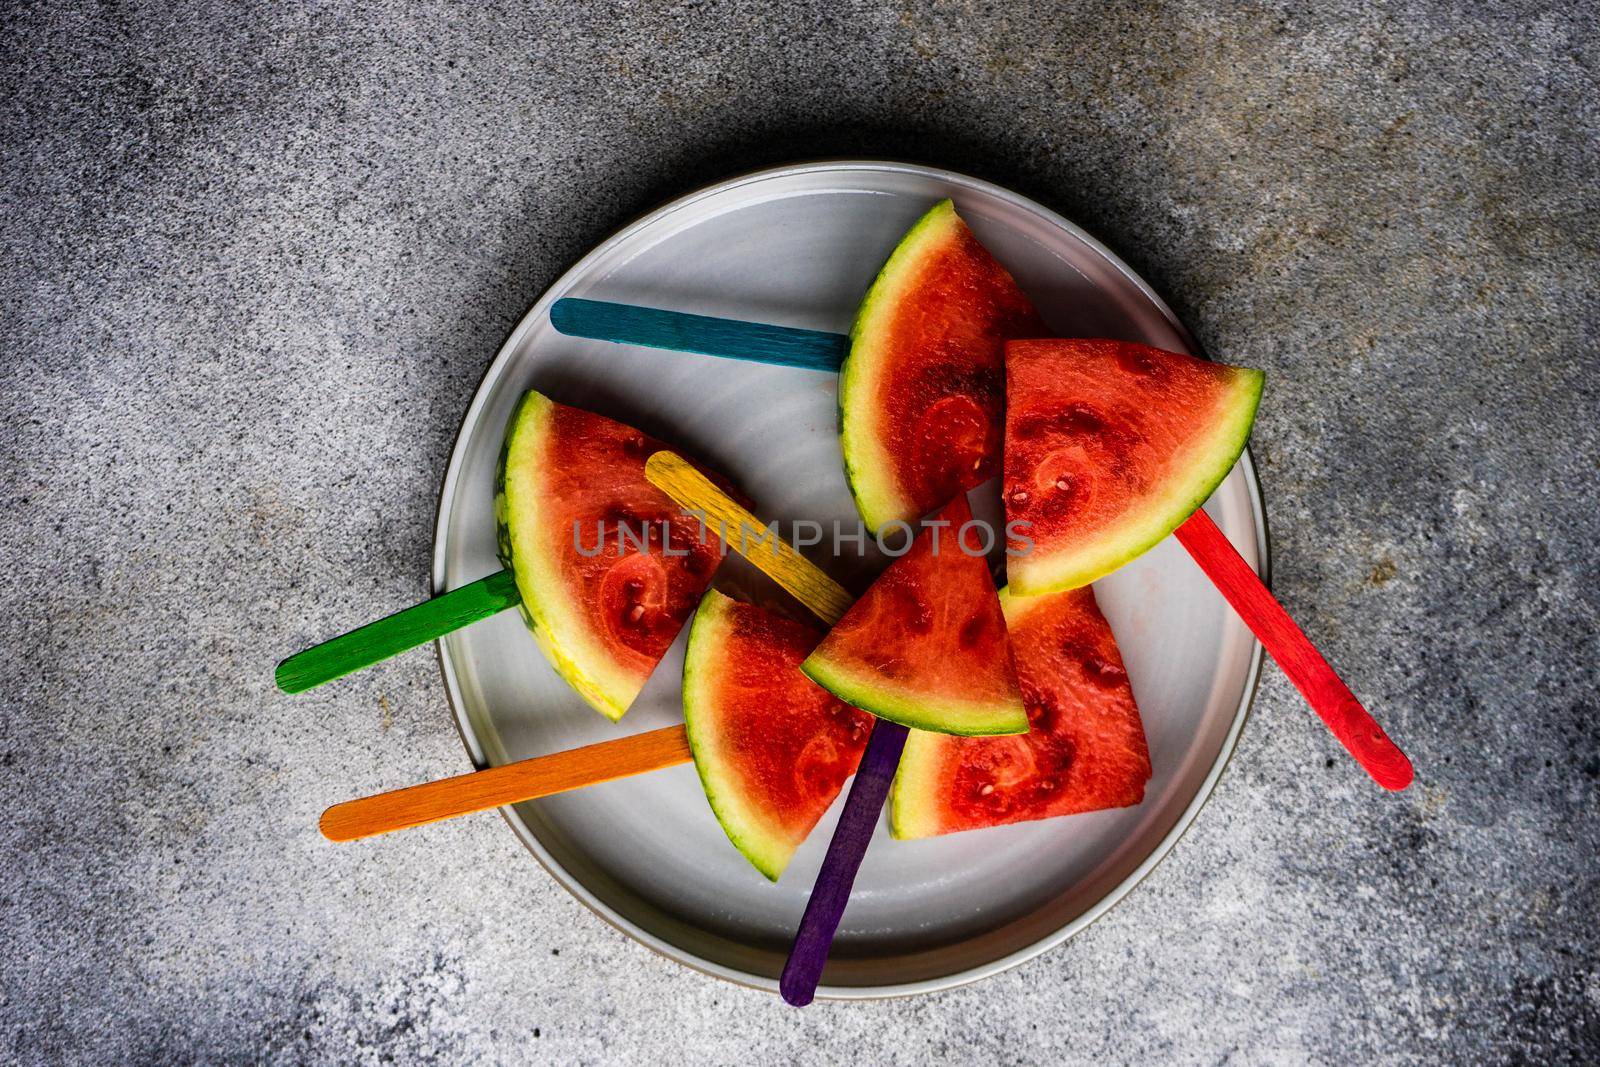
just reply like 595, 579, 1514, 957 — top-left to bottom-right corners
432, 162, 1265, 998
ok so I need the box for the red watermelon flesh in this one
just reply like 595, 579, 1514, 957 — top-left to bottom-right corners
800, 494, 1028, 736
891, 585, 1151, 839
840, 200, 1046, 532
682, 590, 873, 881
1004, 338, 1264, 596
497, 391, 726, 721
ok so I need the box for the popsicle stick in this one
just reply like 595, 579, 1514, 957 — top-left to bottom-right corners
1174, 510, 1413, 790
276, 569, 520, 694
552, 298, 847, 372
779, 719, 908, 1006
320, 458, 858, 841
320, 725, 693, 841
566, 300, 1412, 790
644, 451, 853, 625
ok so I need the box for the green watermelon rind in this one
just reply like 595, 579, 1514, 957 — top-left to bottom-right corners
800, 651, 1028, 738
838, 198, 964, 534
681, 589, 793, 882
887, 586, 1069, 840
1006, 367, 1265, 597
887, 724, 947, 840
495, 389, 640, 722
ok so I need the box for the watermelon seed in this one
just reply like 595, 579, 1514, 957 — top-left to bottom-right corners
627, 605, 645, 623
1010, 490, 1029, 504
979, 783, 995, 796
1054, 477, 1071, 491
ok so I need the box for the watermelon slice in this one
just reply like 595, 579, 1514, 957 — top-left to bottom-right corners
840, 199, 1046, 532
1004, 338, 1264, 596
682, 590, 873, 881
495, 390, 723, 721
801, 494, 1027, 736
891, 585, 1151, 839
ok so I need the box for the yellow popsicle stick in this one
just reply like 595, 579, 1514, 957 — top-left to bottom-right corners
644, 451, 853, 627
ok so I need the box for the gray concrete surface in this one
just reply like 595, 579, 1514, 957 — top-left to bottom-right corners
3, 0, 1597, 1062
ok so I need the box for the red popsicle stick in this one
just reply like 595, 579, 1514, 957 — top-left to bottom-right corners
1173, 508, 1413, 790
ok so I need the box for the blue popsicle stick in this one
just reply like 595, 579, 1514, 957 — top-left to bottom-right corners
550, 298, 848, 372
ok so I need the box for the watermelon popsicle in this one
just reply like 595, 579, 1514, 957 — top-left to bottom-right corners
892, 584, 1153, 839
682, 589, 873, 882
497, 391, 726, 721
275, 391, 729, 713
800, 494, 1026, 738
836, 199, 1045, 530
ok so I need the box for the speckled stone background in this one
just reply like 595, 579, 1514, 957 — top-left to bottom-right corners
2, 0, 1596, 1062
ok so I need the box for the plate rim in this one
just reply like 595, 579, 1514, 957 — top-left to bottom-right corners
428, 159, 1268, 999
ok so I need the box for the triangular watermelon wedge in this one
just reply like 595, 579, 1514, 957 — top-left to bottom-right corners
1004, 339, 1264, 595
801, 494, 1027, 736
891, 585, 1151, 839
840, 199, 1046, 532
496, 391, 724, 720
682, 590, 873, 881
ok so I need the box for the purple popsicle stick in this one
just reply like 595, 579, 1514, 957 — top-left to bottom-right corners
779, 719, 911, 1006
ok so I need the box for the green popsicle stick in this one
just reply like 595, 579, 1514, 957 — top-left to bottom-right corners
275, 569, 521, 693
